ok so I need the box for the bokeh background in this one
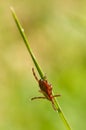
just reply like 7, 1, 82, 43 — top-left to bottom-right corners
0, 0, 86, 130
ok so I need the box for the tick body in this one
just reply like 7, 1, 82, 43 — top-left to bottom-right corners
31, 68, 60, 110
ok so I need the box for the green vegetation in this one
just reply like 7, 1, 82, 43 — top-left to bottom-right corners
11, 7, 71, 130
0, 1, 86, 130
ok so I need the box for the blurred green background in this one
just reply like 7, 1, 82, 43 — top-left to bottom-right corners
0, 0, 86, 130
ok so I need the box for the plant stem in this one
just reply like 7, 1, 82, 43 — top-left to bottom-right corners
10, 7, 44, 79
53, 97, 71, 130
10, 7, 72, 130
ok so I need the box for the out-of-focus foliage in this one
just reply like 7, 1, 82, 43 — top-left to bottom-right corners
0, 0, 86, 130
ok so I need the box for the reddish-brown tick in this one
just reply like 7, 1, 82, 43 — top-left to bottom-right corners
31, 68, 60, 110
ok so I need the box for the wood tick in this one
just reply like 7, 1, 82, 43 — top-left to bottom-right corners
31, 68, 60, 110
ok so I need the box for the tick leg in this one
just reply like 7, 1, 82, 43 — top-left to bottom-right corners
32, 68, 39, 82
51, 100, 58, 110
52, 103, 57, 110
53, 94, 61, 98
51, 95, 61, 110
31, 96, 46, 100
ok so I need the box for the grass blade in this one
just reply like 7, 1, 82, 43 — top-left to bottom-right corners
10, 7, 44, 79
10, 7, 72, 130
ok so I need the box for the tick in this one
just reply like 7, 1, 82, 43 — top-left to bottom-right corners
31, 68, 60, 110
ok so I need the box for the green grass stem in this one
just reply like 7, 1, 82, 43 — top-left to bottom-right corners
10, 7, 72, 130
10, 7, 44, 79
